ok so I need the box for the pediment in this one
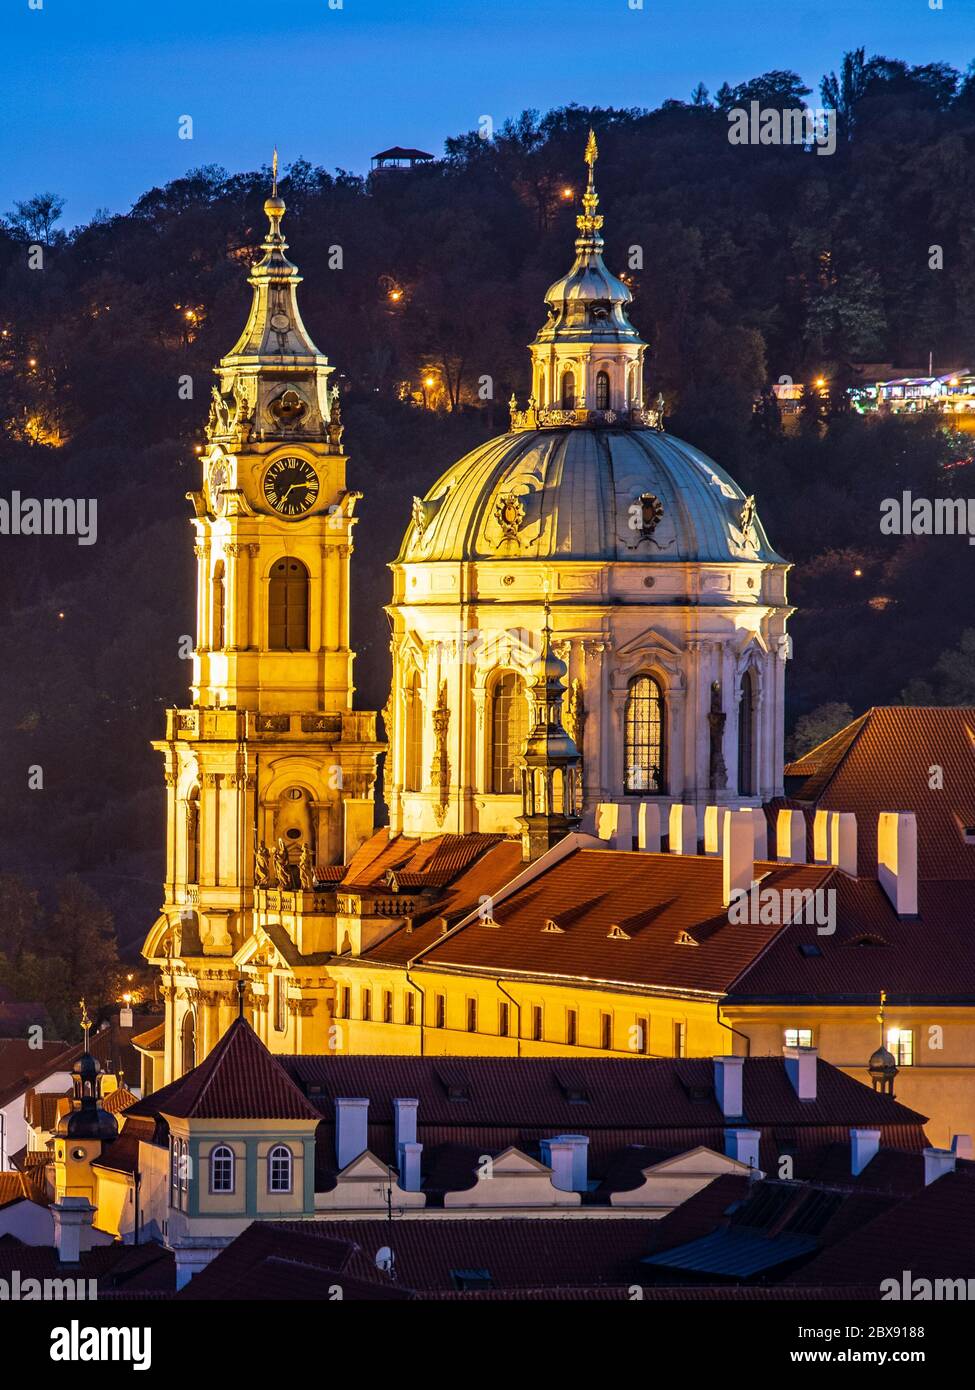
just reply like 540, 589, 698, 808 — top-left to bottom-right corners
615, 627, 683, 658
491, 1146, 555, 1177
640, 1145, 752, 1177
337, 1150, 396, 1182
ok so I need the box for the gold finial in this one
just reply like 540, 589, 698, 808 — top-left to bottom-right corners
272, 147, 279, 197
576, 128, 604, 240
79, 998, 91, 1049
877, 988, 887, 1043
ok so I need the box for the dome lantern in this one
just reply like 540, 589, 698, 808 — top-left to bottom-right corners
514, 130, 652, 430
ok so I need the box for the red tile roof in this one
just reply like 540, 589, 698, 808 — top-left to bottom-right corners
728, 875, 975, 1002
342, 831, 513, 894
377, 848, 834, 993
783, 706, 975, 880
132, 1018, 320, 1123
0, 1170, 49, 1210
0, 1238, 174, 1292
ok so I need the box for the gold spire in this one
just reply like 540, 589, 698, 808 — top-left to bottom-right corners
272, 146, 279, 198
79, 997, 91, 1050
576, 128, 604, 240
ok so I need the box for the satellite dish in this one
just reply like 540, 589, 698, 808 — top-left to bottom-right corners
375, 1246, 395, 1274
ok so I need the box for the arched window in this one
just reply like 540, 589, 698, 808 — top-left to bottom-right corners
180, 1010, 196, 1076
211, 561, 225, 650
210, 1145, 235, 1194
595, 370, 610, 410
268, 1144, 293, 1193
561, 370, 576, 410
624, 675, 665, 794
185, 787, 200, 884
268, 558, 309, 650
405, 670, 423, 792
490, 673, 528, 794
738, 670, 756, 797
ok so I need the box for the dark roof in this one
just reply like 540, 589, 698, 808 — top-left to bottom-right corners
728, 875, 975, 1003
644, 1226, 819, 1277
371, 146, 434, 161
783, 706, 975, 880
129, 1018, 320, 1123
0, 1238, 174, 1292
0, 1039, 74, 1109
177, 1222, 411, 1301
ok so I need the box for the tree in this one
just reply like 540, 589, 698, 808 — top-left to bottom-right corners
901, 629, 975, 706
0, 874, 41, 967
786, 702, 855, 761
5, 192, 65, 244
48, 877, 123, 1020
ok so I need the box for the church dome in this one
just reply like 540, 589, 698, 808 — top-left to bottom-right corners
398, 424, 782, 566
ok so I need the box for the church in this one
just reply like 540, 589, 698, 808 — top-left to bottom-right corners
140, 137, 975, 1152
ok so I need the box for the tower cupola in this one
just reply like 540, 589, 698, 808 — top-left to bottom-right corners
517, 608, 582, 861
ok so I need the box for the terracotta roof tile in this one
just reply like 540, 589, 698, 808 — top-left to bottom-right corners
783, 706, 975, 880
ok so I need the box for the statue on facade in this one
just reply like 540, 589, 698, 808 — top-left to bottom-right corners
254, 843, 271, 887
298, 841, 314, 890
273, 838, 292, 889
708, 681, 729, 791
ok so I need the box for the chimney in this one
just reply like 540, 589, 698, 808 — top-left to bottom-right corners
595, 802, 633, 850
813, 809, 830, 863
830, 812, 857, 875
783, 1045, 817, 1101
540, 1134, 589, 1192
703, 806, 723, 856
52, 1197, 96, 1264
393, 1097, 418, 1151
724, 1128, 761, 1171
335, 1096, 369, 1169
777, 808, 806, 863
119, 1005, 134, 1029
668, 803, 697, 855
722, 809, 754, 906
637, 802, 661, 852
877, 812, 918, 916
923, 1147, 956, 1186
951, 1133, 974, 1161
397, 1141, 423, 1192
850, 1127, 881, 1176
752, 812, 768, 862
713, 1055, 745, 1118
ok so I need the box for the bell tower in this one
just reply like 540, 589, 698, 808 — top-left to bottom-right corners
144, 172, 382, 1078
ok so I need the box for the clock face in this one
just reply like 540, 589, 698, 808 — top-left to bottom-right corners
263, 456, 320, 517
209, 461, 229, 513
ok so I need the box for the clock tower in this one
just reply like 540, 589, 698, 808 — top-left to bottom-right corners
143, 184, 383, 1080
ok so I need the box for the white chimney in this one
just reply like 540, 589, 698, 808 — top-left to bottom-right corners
813, 809, 830, 863
830, 812, 858, 875
722, 810, 754, 907
951, 1134, 974, 1161
595, 802, 633, 850
713, 1055, 745, 1118
637, 802, 661, 852
669, 803, 697, 855
393, 1097, 418, 1151
119, 1006, 134, 1029
752, 812, 768, 862
923, 1147, 956, 1186
703, 806, 723, 856
724, 1128, 761, 1170
784, 1045, 817, 1101
397, 1141, 423, 1192
335, 1096, 369, 1169
541, 1134, 589, 1192
850, 1127, 881, 1176
878, 812, 918, 916
52, 1197, 96, 1264
776, 808, 806, 863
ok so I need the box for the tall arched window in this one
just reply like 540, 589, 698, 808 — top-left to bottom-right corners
268, 558, 309, 650
561, 370, 576, 409
185, 787, 200, 884
180, 1010, 196, 1076
211, 561, 225, 650
595, 370, 610, 410
738, 670, 756, 797
268, 1145, 293, 1193
405, 670, 423, 792
210, 1145, 235, 1194
490, 673, 528, 794
624, 675, 665, 794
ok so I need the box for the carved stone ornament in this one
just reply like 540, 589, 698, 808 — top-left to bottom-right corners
638, 492, 665, 537
739, 494, 756, 537
494, 492, 525, 541
431, 681, 451, 827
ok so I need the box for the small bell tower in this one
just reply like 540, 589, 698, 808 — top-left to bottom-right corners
517, 608, 582, 861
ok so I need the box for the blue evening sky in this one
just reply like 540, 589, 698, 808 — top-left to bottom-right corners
1, 0, 969, 227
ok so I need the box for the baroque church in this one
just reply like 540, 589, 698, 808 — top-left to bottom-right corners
139, 139, 975, 1154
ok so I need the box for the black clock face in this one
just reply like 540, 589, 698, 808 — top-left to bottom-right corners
263, 456, 319, 517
